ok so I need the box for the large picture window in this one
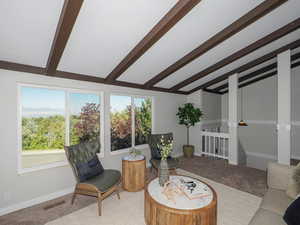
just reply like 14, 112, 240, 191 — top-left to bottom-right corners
19, 85, 103, 172
110, 95, 152, 151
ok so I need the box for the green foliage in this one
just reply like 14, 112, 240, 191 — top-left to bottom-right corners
22, 100, 152, 152
135, 98, 152, 145
22, 116, 65, 150
176, 103, 203, 128
110, 98, 152, 151
157, 136, 173, 160
176, 103, 203, 145
72, 103, 100, 144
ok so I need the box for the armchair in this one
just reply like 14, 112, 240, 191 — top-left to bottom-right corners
65, 139, 121, 216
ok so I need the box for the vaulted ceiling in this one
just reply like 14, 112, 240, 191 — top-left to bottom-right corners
0, 0, 300, 95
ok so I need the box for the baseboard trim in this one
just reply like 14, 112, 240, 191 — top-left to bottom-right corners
222, 119, 300, 126
0, 187, 74, 216
246, 151, 300, 161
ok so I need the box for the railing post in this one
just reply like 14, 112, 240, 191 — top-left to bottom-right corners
228, 73, 239, 165
277, 50, 291, 165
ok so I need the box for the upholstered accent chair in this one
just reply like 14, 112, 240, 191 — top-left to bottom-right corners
148, 133, 179, 175
65, 139, 121, 216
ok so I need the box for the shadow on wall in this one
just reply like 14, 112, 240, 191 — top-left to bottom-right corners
238, 140, 247, 166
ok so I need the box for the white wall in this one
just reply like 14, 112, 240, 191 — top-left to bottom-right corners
186, 90, 222, 155
0, 69, 187, 214
202, 91, 222, 122
221, 66, 300, 170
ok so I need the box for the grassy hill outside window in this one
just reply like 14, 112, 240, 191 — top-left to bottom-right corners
18, 84, 103, 173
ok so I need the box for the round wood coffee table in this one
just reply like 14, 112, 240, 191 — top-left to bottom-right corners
144, 175, 217, 225
122, 155, 146, 192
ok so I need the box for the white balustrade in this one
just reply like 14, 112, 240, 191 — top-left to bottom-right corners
201, 128, 229, 159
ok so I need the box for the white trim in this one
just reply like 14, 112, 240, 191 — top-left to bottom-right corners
222, 119, 300, 126
17, 83, 105, 173
246, 151, 300, 161
201, 131, 229, 138
0, 187, 74, 216
198, 120, 222, 125
110, 144, 149, 156
110, 148, 131, 155
109, 94, 153, 153
18, 161, 69, 175
246, 151, 277, 160
292, 121, 300, 126
131, 96, 135, 146
292, 155, 300, 160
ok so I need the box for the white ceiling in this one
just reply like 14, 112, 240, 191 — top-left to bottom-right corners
207, 58, 278, 90
207, 47, 300, 91
117, 0, 262, 84
0, 0, 64, 67
158, 0, 300, 90
58, 0, 177, 77
180, 28, 300, 91
0, 0, 299, 94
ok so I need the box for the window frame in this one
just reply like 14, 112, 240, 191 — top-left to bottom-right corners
109, 93, 153, 155
17, 83, 104, 174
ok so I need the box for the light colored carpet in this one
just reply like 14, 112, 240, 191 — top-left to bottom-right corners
46, 169, 262, 225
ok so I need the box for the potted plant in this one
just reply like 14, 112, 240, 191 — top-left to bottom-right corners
177, 103, 203, 158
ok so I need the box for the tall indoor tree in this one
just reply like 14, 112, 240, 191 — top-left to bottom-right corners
177, 103, 203, 157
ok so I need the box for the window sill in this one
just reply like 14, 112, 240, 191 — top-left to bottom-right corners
110, 144, 149, 156
18, 161, 69, 175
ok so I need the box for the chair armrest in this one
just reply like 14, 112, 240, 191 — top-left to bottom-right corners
267, 162, 294, 191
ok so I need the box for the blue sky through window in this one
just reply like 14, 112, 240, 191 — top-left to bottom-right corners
21, 87, 101, 117
110, 95, 131, 112
70, 93, 99, 115
22, 87, 65, 117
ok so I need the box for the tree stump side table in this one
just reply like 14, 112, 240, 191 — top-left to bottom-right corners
122, 155, 146, 192
145, 175, 217, 225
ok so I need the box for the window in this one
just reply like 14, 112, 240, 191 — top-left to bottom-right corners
19, 85, 103, 172
110, 95, 152, 151
69, 93, 101, 146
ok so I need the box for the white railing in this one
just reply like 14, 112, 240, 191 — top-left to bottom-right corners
201, 129, 229, 159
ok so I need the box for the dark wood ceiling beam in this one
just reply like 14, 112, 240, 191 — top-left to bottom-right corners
104, 0, 202, 83
189, 39, 300, 94
0, 61, 187, 95
220, 60, 300, 94
214, 52, 300, 91
0, 61, 46, 75
171, 18, 300, 91
202, 88, 222, 95
144, 0, 288, 87
213, 63, 277, 91
46, 0, 84, 75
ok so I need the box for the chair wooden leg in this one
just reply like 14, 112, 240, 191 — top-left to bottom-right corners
71, 192, 76, 205
71, 186, 77, 205
97, 193, 102, 216
116, 185, 121, 200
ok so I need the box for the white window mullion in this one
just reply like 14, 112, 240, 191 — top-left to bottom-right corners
131, 97, 135, 147
65, 91, 70, 146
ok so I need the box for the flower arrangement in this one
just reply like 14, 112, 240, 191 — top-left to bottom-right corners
157, 136, 173, 160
